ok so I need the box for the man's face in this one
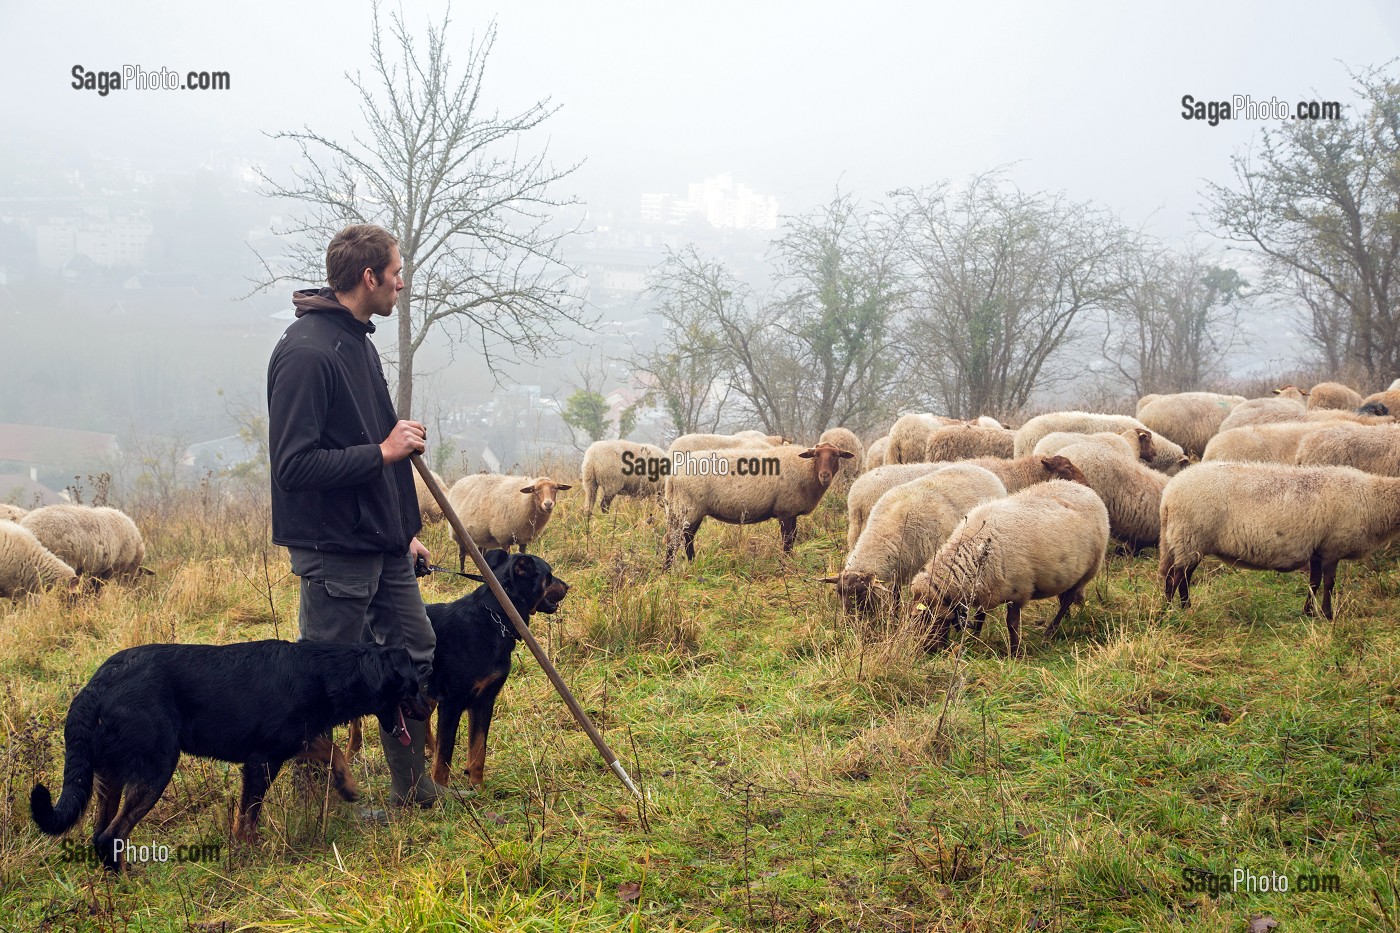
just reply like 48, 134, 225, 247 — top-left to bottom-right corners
367, 246, 404, 317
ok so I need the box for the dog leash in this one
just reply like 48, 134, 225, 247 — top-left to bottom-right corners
415, 557, 485, 583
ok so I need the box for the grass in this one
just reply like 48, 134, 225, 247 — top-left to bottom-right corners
1, 477, 1398, 931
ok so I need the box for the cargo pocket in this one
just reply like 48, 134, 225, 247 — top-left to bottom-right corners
300, 577, 375, 643
324, 579, 372, 600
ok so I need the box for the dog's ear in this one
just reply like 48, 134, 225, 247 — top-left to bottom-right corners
512, 556, 539, 579
484, 548, 510, 570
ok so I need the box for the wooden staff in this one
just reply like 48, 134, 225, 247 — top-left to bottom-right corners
410, 455, 641, 799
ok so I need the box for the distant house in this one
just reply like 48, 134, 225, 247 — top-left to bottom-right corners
0, 473, 63, 507
0, 423, 119, 470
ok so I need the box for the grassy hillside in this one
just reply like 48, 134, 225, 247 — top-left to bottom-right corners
1, 476, 1397, 931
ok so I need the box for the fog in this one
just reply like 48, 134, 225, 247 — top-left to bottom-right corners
1, 0, 1397, 493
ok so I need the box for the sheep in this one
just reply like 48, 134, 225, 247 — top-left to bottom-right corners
818, 427, 865, 493
1136, 393, 1246, 458
1295, 423, 1400, 476
413, 467, 447, 523
1217, 396, 1307, 431
1203, 421, 1350, 464
923, 423, 1015, 461
669, 432, 783, 453
1033, 429, 1154, 463
822, 465, 1007, 614
909, 476, 1109, 657
845, 455, 1086, 551
445, 474, 572, 565
1358, 389, 1400, 417
0, 521, 78, 598
1274, 384, 1309, 402
1159, 461, 1400, 618
1056, 441, 1170, 550
581, 439, 668, 515
863, 436, 890, 471
0, 504, 28, 521
887, 413, 961, 464
663, 443, 855, 568
1013, 412, 1188, 474
1390, 379, 1400, 392
18, 505, 146, 579
1307, 381, 1364, 411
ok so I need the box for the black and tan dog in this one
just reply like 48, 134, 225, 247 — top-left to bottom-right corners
30, 641, 427, 872
347, 548, 569, 788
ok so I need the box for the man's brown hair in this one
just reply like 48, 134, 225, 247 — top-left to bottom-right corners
326, 224, 400, 293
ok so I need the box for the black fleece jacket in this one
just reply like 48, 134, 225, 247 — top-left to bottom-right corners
266, 288, 421, 554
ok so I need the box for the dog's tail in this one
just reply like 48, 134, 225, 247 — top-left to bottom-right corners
30, 686, 101, 835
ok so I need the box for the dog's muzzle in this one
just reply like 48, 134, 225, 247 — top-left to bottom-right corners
534, 579, 570, 614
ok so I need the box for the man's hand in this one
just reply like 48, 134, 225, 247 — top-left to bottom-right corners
409, 536, 431, 576
380, 420, 426, 463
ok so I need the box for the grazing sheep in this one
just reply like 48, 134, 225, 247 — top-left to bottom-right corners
413, 468, 447, 523
1136, 393, 1245, 458
1358, 389, 1400, 417
1014, 412, 1188, 474
909, 476, 1109, 657
1159, 461, 1400, 618
887, 413, 961, 464
845, 455, 1088, 551
664, 443, 854, 567
1295, 423, 1400, 476
924, 423, 1015, 461
818, 427, 865, 492
581, 440, 667, 516
1203, 421, 1346, 464
1307, 381, 1364, 411
0, 504, 28, 521
19, 505, 146, 579
0, 521, 78, 598
1033, 429, 1154, 463
445, 475, 572, 565
1217, 396, 1308, 432
863, 436, 890, 472
1057, 442, 1170, 550
823, 465, 1007, 613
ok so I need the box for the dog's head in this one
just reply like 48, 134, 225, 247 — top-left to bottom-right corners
482, 549, 571, 627
370, 646, 430, 737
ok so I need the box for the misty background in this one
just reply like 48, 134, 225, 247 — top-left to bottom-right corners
1, 0, 1397, 501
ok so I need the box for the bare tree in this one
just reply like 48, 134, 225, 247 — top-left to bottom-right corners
1101, 240, 1247, 395
253, 5, 587, 416
632, 247, 734, 440
893, 174, 1124, 419
1204, 64, 1400, 382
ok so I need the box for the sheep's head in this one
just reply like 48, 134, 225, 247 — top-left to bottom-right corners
819, 570, 894, 614
1358, 401, 1390, 416
799, 443, 856, 486
1273, 385, 1308, 401
1132, 429, 1156, 463
519, 478, 572, 514
1040, 455, 1090, 487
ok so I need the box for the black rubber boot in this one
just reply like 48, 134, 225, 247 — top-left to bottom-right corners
379, 718, 450, 808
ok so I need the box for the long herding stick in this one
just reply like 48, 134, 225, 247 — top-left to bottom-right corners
409, 455, 642, 799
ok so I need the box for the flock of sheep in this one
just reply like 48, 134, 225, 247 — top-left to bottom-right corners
7, 377, 1400, 661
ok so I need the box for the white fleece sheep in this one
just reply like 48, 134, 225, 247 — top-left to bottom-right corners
1217, 396, 1307, 432
1032, 429, 1154, 463
887, 413, 961, 464
1358, 389, 1400, 417
0, 520, 77, 598
664, 443, 855, 567
909, 478, 1109, 657
924, 423, 1015, 461
731, 430, 788, 446
413, 468, 447, 523
1159, 461, 1400, 618
670, 432, 783, 453
581, 439, 667, 515
825, 465, 1006, 613
1136, 392, 1246, 458
1202, 421, 1340, 464
1056, 441, 1170, 550
1013, 412, 1188, 474
19, 505, 145, 579
1295, 423, 1400, 476
445, 474, 572, 564
1307, 381, 1364, 411
0, 504, 28, 521
863, 436, 890, 472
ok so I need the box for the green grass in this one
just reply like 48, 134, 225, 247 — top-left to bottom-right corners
1, 483, 1398, 931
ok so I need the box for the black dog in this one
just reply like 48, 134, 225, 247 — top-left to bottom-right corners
30, 640, 427, 872
428, 548, 568, 788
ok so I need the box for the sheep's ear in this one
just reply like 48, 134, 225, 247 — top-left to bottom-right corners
798, 449, 816, 459
816, 575, 840, 584
519, 485, 537, 494
838, 450, 855, 459
553, 484, 573, 491
1271, 387, 1282, 395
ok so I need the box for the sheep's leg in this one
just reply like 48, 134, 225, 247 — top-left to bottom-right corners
683, 520, 699, 561
1044, 590, 1076, 638
922, 613, 952, 653
599, 494, 614, 514
778, 516, 798, 552
1321, 561, 1338, 620
1006, 603, 1023, 658
1304, 553, 1323, 616
457, 536, 467, 573
971, 609, 986, 636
